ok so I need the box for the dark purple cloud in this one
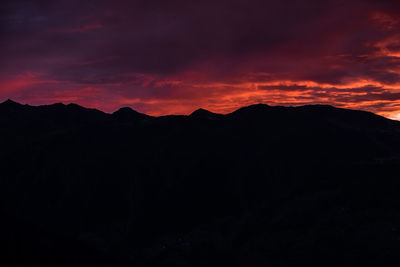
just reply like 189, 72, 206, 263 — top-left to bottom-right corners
1, 0, 400, 119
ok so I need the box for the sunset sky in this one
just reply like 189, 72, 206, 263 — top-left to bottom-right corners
1, 0, 400, 119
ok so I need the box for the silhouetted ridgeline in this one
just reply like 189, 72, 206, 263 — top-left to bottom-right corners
1, 99, 400, 266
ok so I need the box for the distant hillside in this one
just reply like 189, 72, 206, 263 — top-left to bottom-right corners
1, 99, 400, 266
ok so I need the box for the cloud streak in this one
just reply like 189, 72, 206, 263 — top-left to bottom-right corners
1, 0, 400, 119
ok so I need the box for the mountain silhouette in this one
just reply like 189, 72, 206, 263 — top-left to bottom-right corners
189, 108, 222, 120
113, 107, 152, 123
1, 100, 400, 266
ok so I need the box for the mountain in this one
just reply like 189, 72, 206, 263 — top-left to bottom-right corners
189, 108, 222, 120
112, 107, 152, 122
1, 100, 400, 266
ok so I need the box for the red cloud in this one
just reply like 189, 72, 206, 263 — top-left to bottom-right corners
1, 0, 400, 120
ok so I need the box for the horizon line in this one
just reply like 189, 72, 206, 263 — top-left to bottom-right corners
2, 98, 398, 121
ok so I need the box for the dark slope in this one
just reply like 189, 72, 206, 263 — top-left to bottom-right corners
1, 100, 400, 266
113, 107, 152, 123
189, 108, 223, 120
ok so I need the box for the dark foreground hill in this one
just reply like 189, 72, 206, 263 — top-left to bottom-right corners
1, 99, 400, 266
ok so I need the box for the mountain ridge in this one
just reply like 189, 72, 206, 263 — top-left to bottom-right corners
1, 99, 398, 123
2, 98, 400, 266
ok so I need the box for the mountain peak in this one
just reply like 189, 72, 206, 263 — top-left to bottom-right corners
0, 99, 25, 112
114, 106, 135, 113
66, 103, 85, 109
189, 108, 220, 119
113, 107, 151, 121
238, 103, 270, 111
228, 103, 271, 116
1, 99, 21, 106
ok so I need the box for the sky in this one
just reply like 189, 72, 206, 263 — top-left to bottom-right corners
1, 0, 400, 119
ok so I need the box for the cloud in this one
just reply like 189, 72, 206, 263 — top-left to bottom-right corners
1, 0, 400, 119
55, 22, 103, 33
